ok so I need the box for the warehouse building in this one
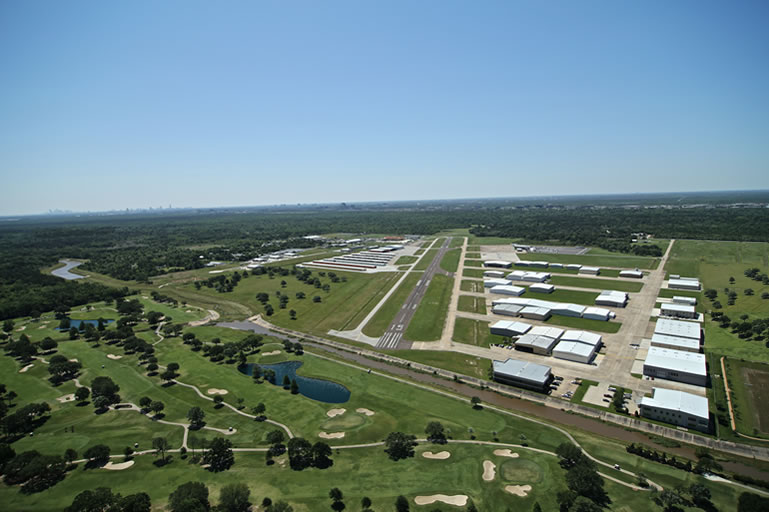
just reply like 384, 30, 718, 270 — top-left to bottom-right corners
492, 303, 524, 317
650, 333, 701, 353
550, 263, 564, 268
668, 277, 701, 291
654, 318, 701, 342
551, 303, 586, 317
529, 326, 565, 339
643, 347, 707, 386
484, 260, 513, 269
529, 283, 555, 293
484, 270, 506, 278
673, 296, 697, 306
484, 278, 512, 288
582, 307, 612, 321
660, 303, 698, 319
519, 306, 551, 321
489, 320, 532, 337
507, 271, 550, 283
596, 290, 629, 308
527, 261, 550, 268
639, 388, 710, 433
579, 266, 601, 275
490, 285, 526, 296
492, 358, 553, 392
552, 341, 597, 364
566, 264, 582, 271
561, 330, 602, 349
619, 270, 643, 279
515, 333, 559, 355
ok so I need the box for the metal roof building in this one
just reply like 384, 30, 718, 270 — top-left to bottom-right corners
650, 333, 701, 353
484, 260, 513, 269
515, 333, 559, 355
519, 306, 551, 321
490, 285, 526, 296
529, 326, 565, 340
654, 318, 701, 341
579, 266, 601, 275
561, 330, 602, 348
596, 290, 629, 308
529, 283, 555, 294
619, 270, 643, 279
489, 320, 532, 337
553, 341, 597, 364
484, 270, 506, 278
582, 307, 612, 321
668, 278, 701, 291
566, 264, 582, 270
640, 388, 710, 433
673, 296, 697, 306
484, 278, 512, 288
492, 358, 553, 392
507, 271, 549, 283
643, 347, 707, 386
660, 303, 698, 319
492, 303, 524, 317
551, 303, 586, 317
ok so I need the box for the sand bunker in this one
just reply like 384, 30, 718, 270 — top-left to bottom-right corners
326, 408, 346, 418
57, 393, 75, 403
103, 460, 135, 470
207, 388, 228, 395
16, 325, 26, 331
106, 354, 122, 360
482, 460, 496, 481
493, 449, 519, 458
69, 358, 78, 363
19, 364, 33, 373
318, 431, 345, 439
262, 350, 281, 356
504, 485, 532, 497
356, 408, 375, 416
422, 451, 451, 460
414, 495, 468, 506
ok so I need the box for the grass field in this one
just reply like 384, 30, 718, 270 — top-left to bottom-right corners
529, 288, 599, 306
460, 279, 484, 293
463, 267, 486, 279
549, 275, 644, 293
405, 274, 454, 341
362, 273, 421, 337
452, 317, 504, 348
545, 315, 622, 333
518, 252, 660, 270
439, 248, 461, 273
449, 237, 464, 248
466, 252, 481, 259
394, 256, 418, 265
464, 259, 483, 267
724, 358, 769, 438
458, 295, 487, 314
388, 349, 491, 380
413, 249, 439, 270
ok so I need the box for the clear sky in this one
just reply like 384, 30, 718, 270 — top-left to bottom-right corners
1, 1, 768, 215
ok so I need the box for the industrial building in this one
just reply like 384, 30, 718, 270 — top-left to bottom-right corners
619, 270, 643, 279
566, 264, 582, 271
492, 303, 524, 317
660, 303, 698, 319
490, 285, 526, 296
561, 330, 602, 349
582, 307, 613, 321
550, 263, 564, 268
673, 296, 697, 306
484, 260, 513, 269
650, 333, 701, 353
668, 277, 701, 291
595, 290, 629, 308
519, 306, 552, 321
489, 320, 532, 337
639, 388, 710, 433
483, 270, 506, 278
492, 358, 553, 392
579, 266, 601, 275
643, 347, 707, 386
550, 303, 586, 317
515, 333, 559, 355
506, 270, 550, 283
529, 283, 555, 293
484, 278, 511, 288
654, 318, 701, 341
515, 260, 549, 268
552, 341, 597, 364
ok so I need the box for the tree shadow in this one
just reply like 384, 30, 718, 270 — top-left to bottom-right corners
161, 381, 176, 388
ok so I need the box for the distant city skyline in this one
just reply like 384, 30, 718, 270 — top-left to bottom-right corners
2, 1, 768, 215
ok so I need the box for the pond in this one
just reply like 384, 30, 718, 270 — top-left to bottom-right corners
57, 319, 114, 331
239, 360, 351, 404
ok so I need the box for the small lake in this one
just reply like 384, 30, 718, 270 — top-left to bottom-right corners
239, 360, 351, 404
57, 319, 114, 331
51, 259, 86, 280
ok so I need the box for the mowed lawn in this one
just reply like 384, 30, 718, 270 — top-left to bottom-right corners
517, 251, 660, 270
526, 288, 599, 306
549, 275, 643, 293
723, 358, 769, 438
405, 274, 454, 341
458, 295, 486, 314
439, 248, 461, 273
452, 317, 504, 348
363, 273, 421, 337
460, 279, 485, 293
186, 268, 402, 337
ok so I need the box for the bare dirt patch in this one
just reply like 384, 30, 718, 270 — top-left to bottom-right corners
356, 408, 375, 416
106, 354, 122, 360
422, 451, 450, 460
482, 460, 496, 481
742, 364, 769, 434
504, 485, 532, 497
414, 495, 468, 506
206, 388, 228, 395
57, 394, 75, 403
326, 408, 346, 418
103, 460, 135, 470
19, 364, 33, 373
493, 449, 519, 458
318, 431, 345, 439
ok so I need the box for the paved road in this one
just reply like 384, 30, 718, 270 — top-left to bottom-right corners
377, 237, 453, 350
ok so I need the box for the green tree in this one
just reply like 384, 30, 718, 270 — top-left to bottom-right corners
83, 444, 110, 467
287, 437, 313, 470
152, 437, 170, 463
566, 459, 608, 506
139, 396, 152, 411
361, 497, 372, 510
384, 432, 417, 461
395, 495, 410, 512
425, 421, 447, 444
169, 481, 210, 512
64, 448, 78, 464
556, 442, 583, 468
218, 482, 251, 512
290, 378, 299, 394
282, 375, 291, 389
74, 387, 90, 402
569, 496, 603, 512
90, 376, 120, 404
150, 400, 165, 417
252, 402, 266, 418
654, 488, 685, 512
187, 406, 205, 428
470, 396, 481, 409
312, 441, 333, 468
202, 437, 234, 472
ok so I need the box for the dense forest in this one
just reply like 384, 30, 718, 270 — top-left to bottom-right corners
0, 197, 767, 320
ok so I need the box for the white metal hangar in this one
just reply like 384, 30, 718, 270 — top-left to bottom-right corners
552, 341, 596, 364
660, 303, 697, 319
643, 347, 707, 386
492, 358, 553, 392
668, 277, 701, 291
489, 320, 532, 337
484, 260, 513, 269
595, 290, 629, 308
639, 388, 710, 433
619, 270, 643, 279
579, 266, 601, 275
490, 285, 526, 296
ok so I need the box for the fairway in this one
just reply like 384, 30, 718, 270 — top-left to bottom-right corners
549, 275, 643, 293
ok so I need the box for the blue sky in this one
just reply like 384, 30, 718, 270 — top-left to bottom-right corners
1, 1, 768, 215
